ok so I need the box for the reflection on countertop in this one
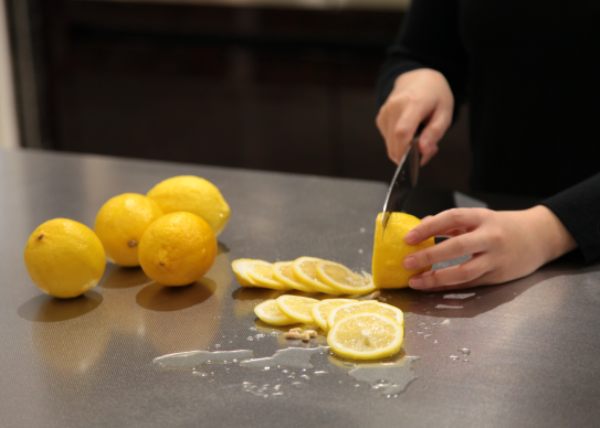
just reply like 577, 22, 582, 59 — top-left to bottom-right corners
72, 0, 410, 11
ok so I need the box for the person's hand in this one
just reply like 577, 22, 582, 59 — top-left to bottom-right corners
402, 206, 578, 291
376, 68, 454, 166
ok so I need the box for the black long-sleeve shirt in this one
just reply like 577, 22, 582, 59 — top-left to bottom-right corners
376, 0, 600, 263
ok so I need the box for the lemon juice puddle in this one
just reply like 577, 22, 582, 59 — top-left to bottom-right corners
154, 347, 420, 398
240, 346, 329, 370
153, 350, 254, 368
348, 356, 420, 396
154, 346, 329, 370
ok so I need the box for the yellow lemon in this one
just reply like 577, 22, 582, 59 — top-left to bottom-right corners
147, 175, 230, 236
138, 212, 217, 286
24, 218, 106, 298
327, 313, 403, 360
372, 212, 435, 288
94, 193, 163, 267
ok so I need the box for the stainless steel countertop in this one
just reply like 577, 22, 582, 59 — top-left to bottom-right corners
1, 148, 599, 428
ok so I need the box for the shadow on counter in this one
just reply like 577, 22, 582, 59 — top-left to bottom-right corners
384, 258, 600, 319
18, 291, 103, 322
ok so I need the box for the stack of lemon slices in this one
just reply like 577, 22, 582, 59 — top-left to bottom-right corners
253, 295, 404, 360
231, 257, 376, 295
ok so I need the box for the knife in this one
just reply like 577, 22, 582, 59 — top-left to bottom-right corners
381, 136, 421, 231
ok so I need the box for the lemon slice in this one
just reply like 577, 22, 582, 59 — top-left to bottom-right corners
275, 295, 319, 324
246, 260, 292, 291
292, 257, 341, 294
272, 261, 314, 292
311, 299, 355, 332
327, 313, 403, 360
316, 260, 376, 294
328, 301, 404, 330
231, 258, 259, 287
254, 300, 298, 325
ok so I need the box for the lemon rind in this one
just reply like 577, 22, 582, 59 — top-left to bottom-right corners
272, 261, 314, 292
315, 260, 377, 294
327, 300, 404, 330
254, 300, 298, 326
275, 295, 319, 324
246, 260, 293, 291
292, 257, 341, 295
311, 298, 355, 332
231, 258, 260, 287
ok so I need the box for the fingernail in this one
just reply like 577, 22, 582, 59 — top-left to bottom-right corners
409, 277, 424, 289
405, 231, 419, 244
403, 257, 417, 269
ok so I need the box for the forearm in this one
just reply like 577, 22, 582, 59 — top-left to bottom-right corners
522, 205, 577, 265
376, 0, 468, 108
542, 172, 600, 263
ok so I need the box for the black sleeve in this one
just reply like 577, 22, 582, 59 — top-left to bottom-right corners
541, 173, 600, 263
376, 0, 469, 110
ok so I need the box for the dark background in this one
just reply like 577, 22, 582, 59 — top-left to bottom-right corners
6, 0, 470, 188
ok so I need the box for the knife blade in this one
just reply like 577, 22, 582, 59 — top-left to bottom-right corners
381, 136, 421, 230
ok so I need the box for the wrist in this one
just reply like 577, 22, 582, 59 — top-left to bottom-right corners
524, 205, 577, 264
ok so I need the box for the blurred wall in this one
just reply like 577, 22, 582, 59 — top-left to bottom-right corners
8, 0, 472, 190
0, 0, 19, 149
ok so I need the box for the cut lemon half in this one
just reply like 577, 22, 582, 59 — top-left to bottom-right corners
316, 260, 376, 294
275, 295, 319, 324
246, 260, 292, 291
372, 212, 435, 288
254, 300, 298, 326
272, 261, 314, 292
327, 312, 403, 360
311, 299, 355, 332
292, 257, 341, 294
328, 301, 404, 330
231, 258, 258, 287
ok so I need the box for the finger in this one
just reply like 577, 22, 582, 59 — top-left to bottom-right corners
408, 255, 490, 289
420, 145, 438, 166
405, 209, 486, 245
403, 233, 489, 270
419, 106, 451, 165
389, 107, 424, 164
412, 277, 487, 292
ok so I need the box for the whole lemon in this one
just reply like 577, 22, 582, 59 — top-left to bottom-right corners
138, 212, 217, 286
24, 218, 106, 298
94, 193, 163, 267
147, 175, 230, 236
372, 212, 435, 288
